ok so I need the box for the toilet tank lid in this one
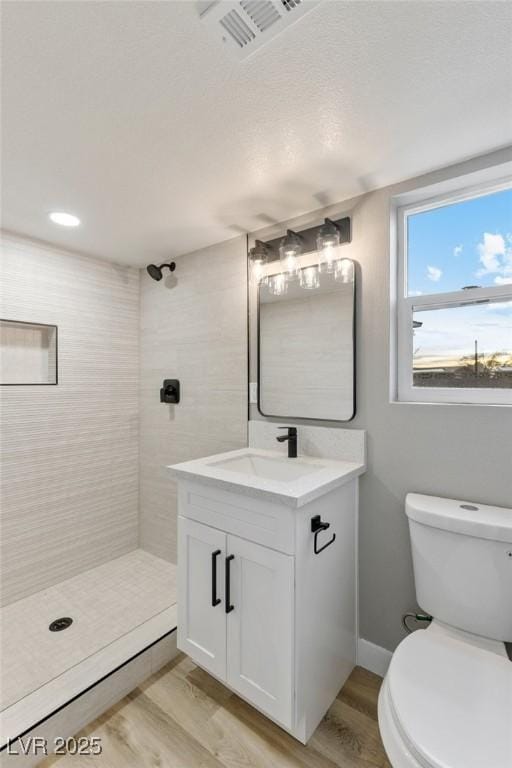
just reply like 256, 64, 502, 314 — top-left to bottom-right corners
406, 493, 512, 543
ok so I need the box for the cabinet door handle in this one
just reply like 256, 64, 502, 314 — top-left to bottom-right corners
225, 554, 235, 614
211, 549, 221, 607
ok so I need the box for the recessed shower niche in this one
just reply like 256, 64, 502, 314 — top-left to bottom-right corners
0, 319, 58, 385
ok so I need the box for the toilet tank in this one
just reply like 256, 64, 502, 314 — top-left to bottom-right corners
406, 493, 512, 642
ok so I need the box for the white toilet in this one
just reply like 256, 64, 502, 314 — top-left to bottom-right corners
378, 493, 512, 768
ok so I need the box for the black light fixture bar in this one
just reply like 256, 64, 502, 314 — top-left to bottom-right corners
258, 216, 351, 262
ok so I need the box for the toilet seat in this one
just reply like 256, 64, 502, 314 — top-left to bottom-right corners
378, 627, 512, 768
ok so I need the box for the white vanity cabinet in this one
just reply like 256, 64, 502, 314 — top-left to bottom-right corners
173, 452, 362, 744
179, 517, 294, 727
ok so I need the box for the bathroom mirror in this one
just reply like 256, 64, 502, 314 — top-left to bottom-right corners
0, 319, 58, 385
257, 260, 355, 421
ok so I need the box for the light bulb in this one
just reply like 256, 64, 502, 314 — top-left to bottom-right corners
249, 240, 269, 284
279, 230, 302, 277
317, 219, 341, 272
299, 265, 320, 290
268, 273, 288, 296
251, 259, 266, 283
281, 250, 299, 275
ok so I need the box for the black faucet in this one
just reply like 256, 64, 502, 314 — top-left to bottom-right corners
276, 426, 298, 458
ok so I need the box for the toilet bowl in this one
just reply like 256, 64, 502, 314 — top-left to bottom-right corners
378, 494, 512, 768
378, 621, 512, 768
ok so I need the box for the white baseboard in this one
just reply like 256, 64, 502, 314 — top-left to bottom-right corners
357, 638, 392, 678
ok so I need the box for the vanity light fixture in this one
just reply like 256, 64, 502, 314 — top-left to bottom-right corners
49, 211, 81, 227
299, 265, 320, 290
279, 230, 302, 278
317, 218, 341, 272
249, 240, 270, 284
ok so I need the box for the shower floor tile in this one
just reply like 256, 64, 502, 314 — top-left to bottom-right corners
0, 549, 176, 712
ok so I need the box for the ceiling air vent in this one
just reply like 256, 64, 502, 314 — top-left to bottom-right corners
220, 9, 255, 47
241, 0, 280, 33
200, 0, 322, 60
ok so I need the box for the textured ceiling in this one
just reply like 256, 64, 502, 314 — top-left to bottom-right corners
2, 0, 512, 266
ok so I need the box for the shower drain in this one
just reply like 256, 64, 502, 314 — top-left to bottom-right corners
49, 617, 73, 632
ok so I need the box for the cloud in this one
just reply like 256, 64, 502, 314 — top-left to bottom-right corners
427, 265, 442, 282
476, 232, 512, 280
477, 233, 505, 271
453, 244, 463, 257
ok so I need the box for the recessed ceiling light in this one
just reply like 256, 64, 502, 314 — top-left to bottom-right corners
49, 211, 81, 227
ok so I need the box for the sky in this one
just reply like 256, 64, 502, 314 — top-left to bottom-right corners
407, 186, 512, 364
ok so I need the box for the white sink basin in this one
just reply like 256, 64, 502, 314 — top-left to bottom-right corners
169, 448, 365, 508
209, 453, 321, 482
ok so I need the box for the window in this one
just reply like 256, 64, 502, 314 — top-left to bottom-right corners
394, 173, 512, 405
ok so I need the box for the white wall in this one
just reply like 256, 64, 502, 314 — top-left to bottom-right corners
139, 236, 248, 563
249, 147, 512, 652
0, 233, 140, 606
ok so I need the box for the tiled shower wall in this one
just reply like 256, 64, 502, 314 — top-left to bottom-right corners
0, 234, 140, 606
139, 236, 248, 563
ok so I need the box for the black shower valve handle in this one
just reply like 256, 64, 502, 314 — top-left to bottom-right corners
160, 379, 180, 404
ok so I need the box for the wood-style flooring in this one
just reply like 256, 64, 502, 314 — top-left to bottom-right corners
43, 654, 391, 767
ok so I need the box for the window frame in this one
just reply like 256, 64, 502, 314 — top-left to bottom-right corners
394, 174, 512, 406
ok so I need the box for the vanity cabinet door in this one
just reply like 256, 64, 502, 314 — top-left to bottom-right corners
178, 516, 227, 679
226, 534, 294, 728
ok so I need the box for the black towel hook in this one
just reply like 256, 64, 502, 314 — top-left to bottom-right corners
311, 515, 336, 555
